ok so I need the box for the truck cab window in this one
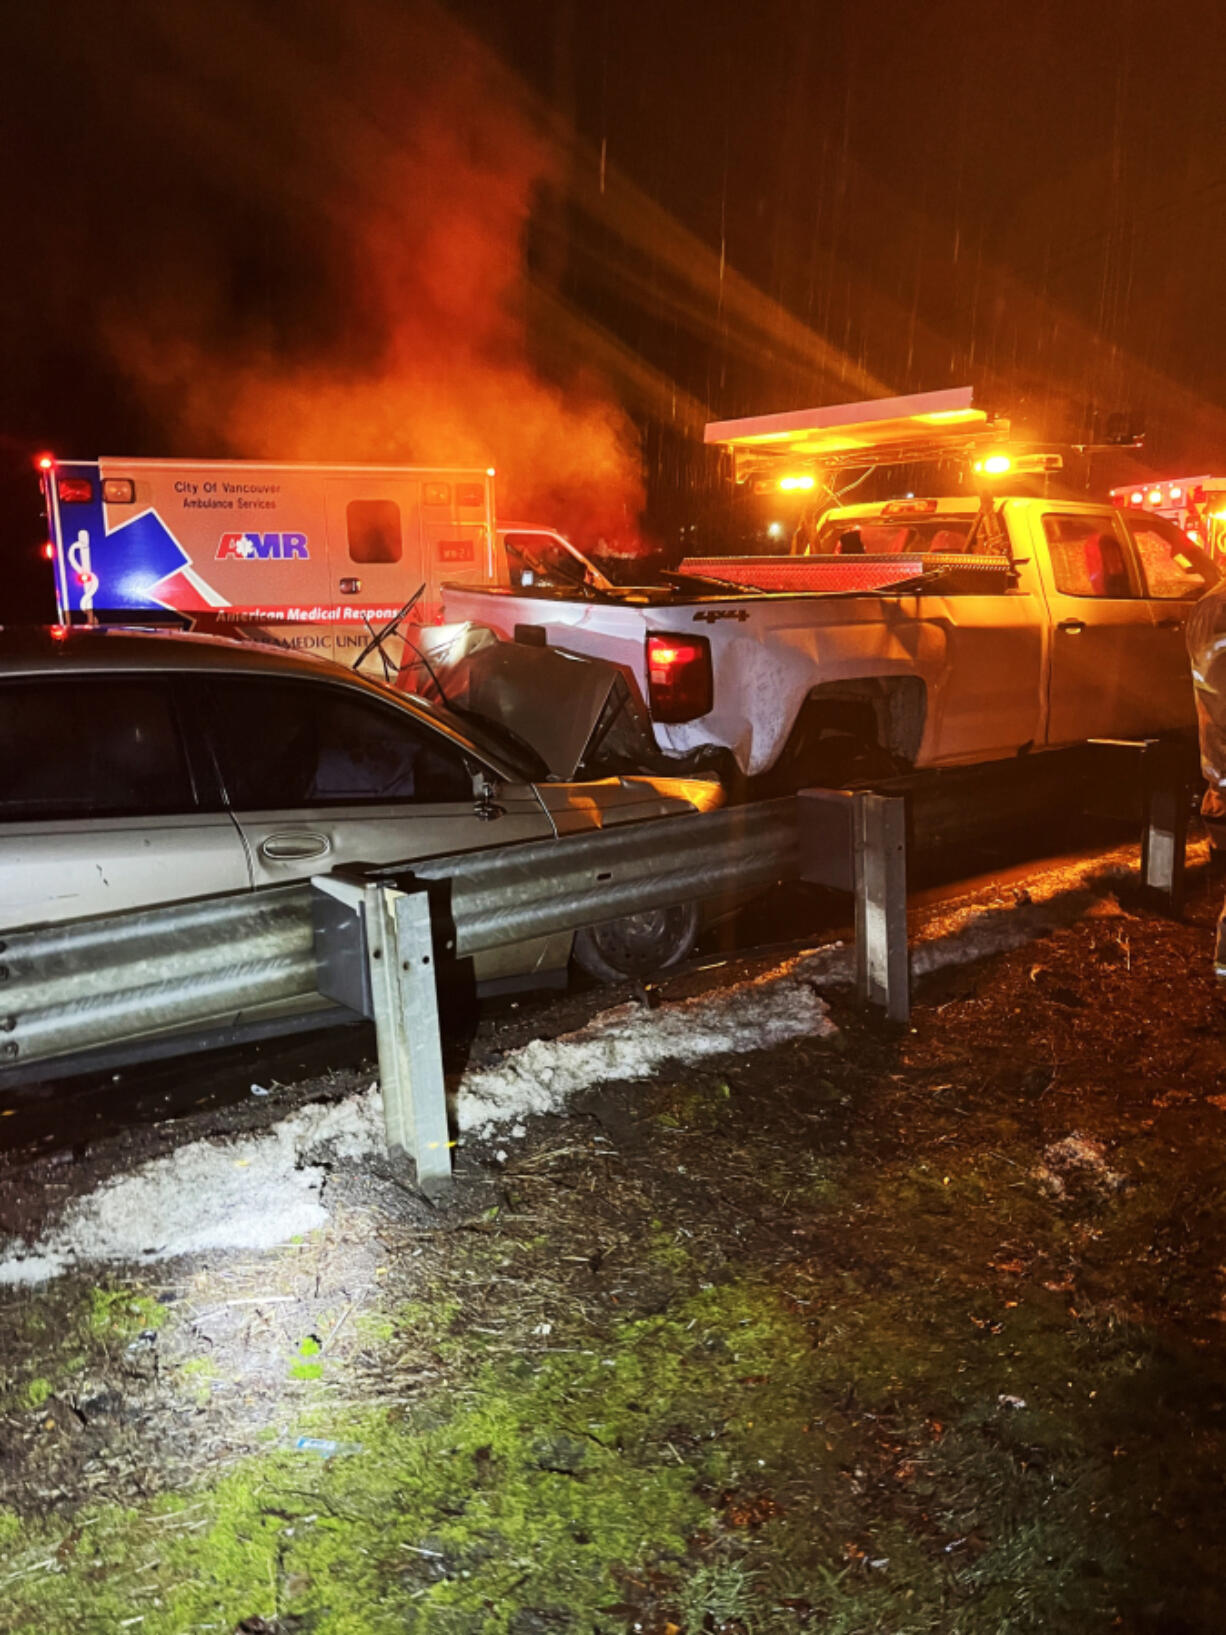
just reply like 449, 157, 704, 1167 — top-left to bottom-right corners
811, 516, 974, 555
0, 678, 194, 821
347, 499, 402, 564
504, 532, 586, 590
1125, 514, 1216, 600
1043, 514, 1137, 599
200, 678, 474, 809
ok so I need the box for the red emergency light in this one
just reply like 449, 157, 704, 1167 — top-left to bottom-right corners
56, 476, 93, 503
36, 453, 54, 472
646, 633, 713, 723
40, 542, 55, 561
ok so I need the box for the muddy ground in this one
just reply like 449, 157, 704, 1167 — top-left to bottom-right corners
1, 847, 1226, 1633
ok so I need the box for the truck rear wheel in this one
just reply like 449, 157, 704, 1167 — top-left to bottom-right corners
573, 903, 700, 983
772, 696, 907, 793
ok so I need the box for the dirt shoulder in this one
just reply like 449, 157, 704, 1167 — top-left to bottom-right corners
1, 860, 1225, 1633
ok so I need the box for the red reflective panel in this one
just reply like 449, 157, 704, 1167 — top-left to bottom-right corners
56, 477, 93, 503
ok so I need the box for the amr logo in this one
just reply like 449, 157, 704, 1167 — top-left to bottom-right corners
216, 531, 309, 560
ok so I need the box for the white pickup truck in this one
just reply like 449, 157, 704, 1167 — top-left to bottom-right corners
441, 392, 1218, 793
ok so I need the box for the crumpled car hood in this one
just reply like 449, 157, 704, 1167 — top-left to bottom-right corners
421, 624, 657, 780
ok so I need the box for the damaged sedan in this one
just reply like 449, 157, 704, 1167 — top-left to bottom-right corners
0, 626, 724, 992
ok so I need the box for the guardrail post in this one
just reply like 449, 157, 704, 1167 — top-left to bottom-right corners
854, 792, 909, 1023
797, 787, 909, 1023
365, 884, 452, 1194
1139, 740, 1188, 917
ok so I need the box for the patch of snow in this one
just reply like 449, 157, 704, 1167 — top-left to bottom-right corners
455, 969, 835, 1133
0, 1085, 383, 1285
0, 842, 1170, 1281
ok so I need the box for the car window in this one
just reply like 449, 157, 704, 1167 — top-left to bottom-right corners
0, 677, 195, 821
199, 677, 474, 809
1124, 513, 1217, 600
1042, 513, 1138, 598
504, 532, 587, 589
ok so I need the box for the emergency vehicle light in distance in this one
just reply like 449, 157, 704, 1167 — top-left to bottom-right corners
882, 499, 938, 516
972, 451, 1063, 478
777, 474, 817, 492
36, 454, 53, 471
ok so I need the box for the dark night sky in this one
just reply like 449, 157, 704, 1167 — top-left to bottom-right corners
4, 0, 1226, 616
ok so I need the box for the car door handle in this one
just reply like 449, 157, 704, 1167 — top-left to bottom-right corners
259, 831, 332, 861
1057, 619, 1087, 634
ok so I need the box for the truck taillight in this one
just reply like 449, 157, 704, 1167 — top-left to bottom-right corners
646, 633, 712, 723
56, 477, 93, 503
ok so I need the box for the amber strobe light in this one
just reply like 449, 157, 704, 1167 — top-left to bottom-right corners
646, 633, 713, 723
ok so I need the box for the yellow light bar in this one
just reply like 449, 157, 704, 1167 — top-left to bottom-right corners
916, 408, 983, 424
778, 474, 816, 492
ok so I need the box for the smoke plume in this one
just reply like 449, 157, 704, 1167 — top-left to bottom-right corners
100, 0, 646, 550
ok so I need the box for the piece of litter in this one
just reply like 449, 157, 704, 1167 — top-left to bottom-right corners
531, 1322, 552, 1337
997, 1393, 1027, 1410
293, 1436, 363, 1458
250, 1083, 271, 1097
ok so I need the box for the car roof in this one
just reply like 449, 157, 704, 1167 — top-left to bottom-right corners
0, 624, 533, 779
0, 624, 358, 682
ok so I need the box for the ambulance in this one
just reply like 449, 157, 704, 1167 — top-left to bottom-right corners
39, 457, 607, 671
1111, 475, 1226, 561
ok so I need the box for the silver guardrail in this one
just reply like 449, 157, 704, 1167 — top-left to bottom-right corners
0, 737, 1195, 1193
0, 801, 800, 1075
0, 886, 316, 1068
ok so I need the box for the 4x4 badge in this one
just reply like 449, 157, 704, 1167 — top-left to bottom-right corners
693, 607, 749, 623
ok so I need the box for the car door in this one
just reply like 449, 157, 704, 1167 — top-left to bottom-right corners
1122, 511, 1217, 734
0, 672, 250, 930
193, 672, 555, 887
1034, 508, 1157, 745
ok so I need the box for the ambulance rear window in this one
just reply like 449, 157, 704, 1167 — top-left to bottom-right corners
347, 500, 402, 564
